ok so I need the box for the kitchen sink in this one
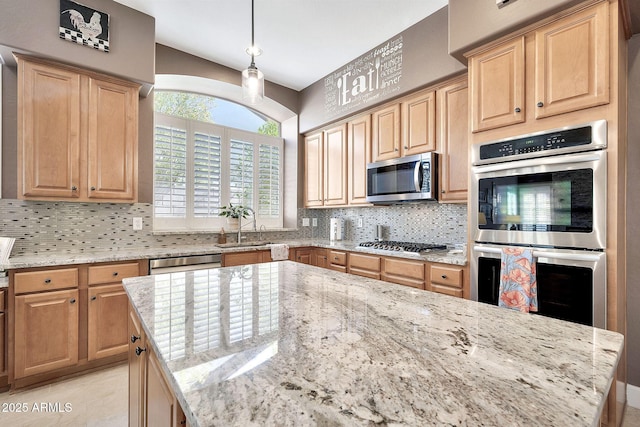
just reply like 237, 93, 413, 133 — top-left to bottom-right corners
216, 241, 272, 248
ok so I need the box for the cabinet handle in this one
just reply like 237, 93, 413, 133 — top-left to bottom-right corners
90, 186, 96, 191
113, 272, 119, 276
441, 275, 447, 279
71, 186, 77, 191
91, 296, 97, 301
441, 190, 446, 194
514, 107, 521, 113
394, 148, 399, 152
404, 146, 408, 149
537, 102, 544, 107
131, 335, 140, 343
70, 298, 76, 304
44, 278, 52, 284
135, 346, 146, 356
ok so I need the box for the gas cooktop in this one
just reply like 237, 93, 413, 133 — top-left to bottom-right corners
358, 241, 447, 253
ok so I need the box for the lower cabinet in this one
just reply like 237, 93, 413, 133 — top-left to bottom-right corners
348, 253, 381, 279
129, 305, 188, 427
0, 290, 6, 389
328, 250, 347, 273
222, 250, 271, 267
381, 258, 426, 289
311, 248, 328, 268
427, 263, 467, 299
88, 284, 129, 360
14, 288, 79, 379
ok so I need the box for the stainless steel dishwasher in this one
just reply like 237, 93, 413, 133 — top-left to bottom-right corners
149, 254, 222, 274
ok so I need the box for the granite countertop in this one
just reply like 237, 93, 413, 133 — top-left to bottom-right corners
0, 239, 466, 271
123, 261, 623, 427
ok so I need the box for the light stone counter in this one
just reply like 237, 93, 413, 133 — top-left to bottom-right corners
0, 239, 466, 270
123, 261, 622, 427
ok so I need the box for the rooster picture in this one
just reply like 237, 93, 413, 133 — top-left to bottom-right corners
59, 0, 109, 52
62, 9, 103, 42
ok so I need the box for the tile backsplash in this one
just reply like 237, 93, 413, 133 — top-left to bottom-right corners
0, 199, 467, 256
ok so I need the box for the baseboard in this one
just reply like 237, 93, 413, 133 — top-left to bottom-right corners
629, 383, 640, 409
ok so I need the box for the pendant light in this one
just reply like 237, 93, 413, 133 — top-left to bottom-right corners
242, 0, 264, 104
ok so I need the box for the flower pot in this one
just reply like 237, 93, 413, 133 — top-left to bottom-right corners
226, 217, 239, 230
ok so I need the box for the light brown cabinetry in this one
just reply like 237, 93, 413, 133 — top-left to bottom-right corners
311, 248, 328, 268
129, 306, 187, 427
372, 104, 401, 161
427, 264, 465, 299
222, 250, 272, 267
469, 1, 609, 132
401, 89, 436, 156
304, 132, 324, 207
437, 77, 469, 203
348, 253, 381, 280
17, 55, 139, 202
328, 250, 348, 273
381, 257, 425, 290
292, 247, 312, 265
14, 288, 79, 379
0, 290, 7, 389
347, 115, 372, 205
304, 125, 348, 207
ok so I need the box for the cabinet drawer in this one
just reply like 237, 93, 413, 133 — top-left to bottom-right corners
430, 265, 463, 288
431, 283, 463, 298
348, 253, 380, 272
328, 250, 347, 266
0, 289, 4, 310
383, 257, 425, 281
88, 262, 141, 285
14, 268, 79, 294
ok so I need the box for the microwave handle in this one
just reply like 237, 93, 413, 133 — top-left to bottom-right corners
414, 161, 422, 192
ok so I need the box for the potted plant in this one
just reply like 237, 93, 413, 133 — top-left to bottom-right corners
218, 203, 250, 230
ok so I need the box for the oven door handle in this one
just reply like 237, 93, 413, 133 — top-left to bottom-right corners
473, 245, 604, 262
472, 151, 604, 174
414, 161, 422, 192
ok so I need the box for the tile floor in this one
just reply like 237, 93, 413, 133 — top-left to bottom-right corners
0, 363, 639, 426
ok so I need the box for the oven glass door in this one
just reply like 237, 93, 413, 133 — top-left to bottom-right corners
477, 256, 593, 326
478, 168, 593, 233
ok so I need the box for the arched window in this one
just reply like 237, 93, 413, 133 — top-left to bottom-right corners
153, 90, 283, 231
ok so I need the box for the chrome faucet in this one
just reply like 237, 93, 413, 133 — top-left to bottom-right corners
237, 207, 256, 243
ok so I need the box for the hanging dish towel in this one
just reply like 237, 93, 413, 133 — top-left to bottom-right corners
269, 244, 289, 261
498, 247, 538, 313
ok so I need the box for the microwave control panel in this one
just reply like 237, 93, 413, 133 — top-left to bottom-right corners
479, 125, 593, 160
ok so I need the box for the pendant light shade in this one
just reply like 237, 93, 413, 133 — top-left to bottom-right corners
242, 0, 264, 104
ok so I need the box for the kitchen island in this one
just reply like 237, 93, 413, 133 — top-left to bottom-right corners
123, 261, 623, 427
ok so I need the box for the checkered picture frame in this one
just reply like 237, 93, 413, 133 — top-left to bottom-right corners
59, 28, 109, 52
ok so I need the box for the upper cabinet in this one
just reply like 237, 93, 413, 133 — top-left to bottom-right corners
347, 115, 372, 206
372, 90, 436, 162
303, 125, 348, 207
437, 76, 469, 203
17, 55, 140, 202
468, 1, 609, 133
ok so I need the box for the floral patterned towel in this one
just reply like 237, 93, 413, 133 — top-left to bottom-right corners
498, 247, 538, 313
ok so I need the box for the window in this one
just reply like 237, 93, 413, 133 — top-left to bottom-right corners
154, 107, 283, 232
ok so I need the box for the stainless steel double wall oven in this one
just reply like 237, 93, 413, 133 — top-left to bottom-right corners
470, 120, 607, 328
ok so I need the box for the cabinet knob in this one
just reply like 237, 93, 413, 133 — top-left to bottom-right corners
44, 278, 52, 284
135, 346, 146, 356
394, 148, 399, 152
514, 107, 521, 113
441, 190, 446, 194
131, 335, 140, 343
91, 296, 97, 301
113, 272, 119, 276
537, 102, 544, 107
90, 186, 96, 191
70, 298, 76, 304
441, 275, 447, 279
71, 186, 77, 191
404, 146, 408, 149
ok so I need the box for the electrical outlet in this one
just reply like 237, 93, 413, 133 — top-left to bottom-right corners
357, 217, 363, 228
302, 218, 310, 227
133, 217, 143, 230
312, 218, 318, 227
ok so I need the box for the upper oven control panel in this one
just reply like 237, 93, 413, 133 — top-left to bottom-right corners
472, 120, 607, 166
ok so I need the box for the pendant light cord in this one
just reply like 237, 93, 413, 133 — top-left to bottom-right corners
250, 0, 255, 65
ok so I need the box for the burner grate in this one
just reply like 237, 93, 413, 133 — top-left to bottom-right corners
358, 241, 447, 253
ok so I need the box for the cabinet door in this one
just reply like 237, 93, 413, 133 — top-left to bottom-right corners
223, 251, 268, 267
534, 2, 609, 119
14, 289, 79, 379
146, 346, 177, 427
312, 248, 328, 268
88, 284, 129, 361
401, 90, 436, 155
129, 306, 146, 427
0, 290, 5, 376
18, 58, 81, 199
304, 133, 324, 207
87, 77, 139, 201
438, 77, 469, 203
372, 104, 401, 161
323, 124, 348, 206
347, 115, 372, 205
469, 37, 525, 132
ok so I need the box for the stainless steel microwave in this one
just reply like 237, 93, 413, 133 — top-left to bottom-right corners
366, 153, 437, 204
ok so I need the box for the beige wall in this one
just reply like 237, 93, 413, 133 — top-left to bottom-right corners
627, 34, 640, 388
448, 0, 585, 62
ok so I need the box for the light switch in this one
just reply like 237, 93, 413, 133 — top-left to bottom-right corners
133, 217, 143, 230
302, 218, 310, 227
312, 218, 318, 227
